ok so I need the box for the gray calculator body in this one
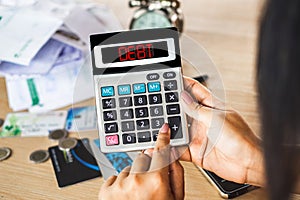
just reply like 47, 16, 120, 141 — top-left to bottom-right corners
90, 28, 189, 153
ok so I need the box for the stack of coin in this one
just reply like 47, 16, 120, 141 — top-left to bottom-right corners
59, 137, 78, 152
0, 147, 12, 161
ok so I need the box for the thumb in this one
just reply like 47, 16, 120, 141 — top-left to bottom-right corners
181, 91, 213, 126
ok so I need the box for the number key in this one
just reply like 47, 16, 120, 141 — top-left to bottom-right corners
121, 121, 135, 132
150, 106, 164, 117
134, 95, 147, 106
119, 97, 132, 107
135, 107, 148, 118
151, 118, 164, 129
136, 119, 150, 130
148, 94, 162, 104
122, 133, 136, 144
120, 109, 134, 119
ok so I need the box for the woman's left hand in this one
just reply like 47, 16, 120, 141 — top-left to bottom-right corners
98, 123, 185, 200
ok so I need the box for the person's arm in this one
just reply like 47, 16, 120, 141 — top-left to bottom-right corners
178, 76, 265, 186
98, 124, 185, 200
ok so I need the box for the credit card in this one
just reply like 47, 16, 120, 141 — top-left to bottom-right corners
0, 111, 67, 137
65, 106, 97, 132
49, 138, 101, 187
90, 139, 138, 180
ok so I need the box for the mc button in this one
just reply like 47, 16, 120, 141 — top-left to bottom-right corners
101, 86, 114, 97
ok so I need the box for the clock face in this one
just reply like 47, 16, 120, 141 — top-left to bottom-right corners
131, 11, 172, 29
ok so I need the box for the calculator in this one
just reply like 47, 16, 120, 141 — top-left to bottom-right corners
90, 28, 189, 153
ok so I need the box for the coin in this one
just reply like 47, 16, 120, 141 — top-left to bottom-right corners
29, 150, 49, 163
0, 147, 12, 161
0, 118, 4, 128
59, 138, 78, 151
48, 129, 68, 141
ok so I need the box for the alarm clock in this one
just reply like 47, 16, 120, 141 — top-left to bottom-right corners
129, 0, 184, 33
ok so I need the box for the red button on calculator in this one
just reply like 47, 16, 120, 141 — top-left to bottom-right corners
105, 135, 119, 146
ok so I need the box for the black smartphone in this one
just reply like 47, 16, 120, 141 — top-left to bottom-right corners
197, 167, 257, 199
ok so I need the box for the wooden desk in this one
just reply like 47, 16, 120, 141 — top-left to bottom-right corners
1, 0, 294, 199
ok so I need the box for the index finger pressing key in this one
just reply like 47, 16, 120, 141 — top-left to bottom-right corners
149, 123, 171, 173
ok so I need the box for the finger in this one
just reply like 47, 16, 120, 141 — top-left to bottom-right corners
172, 146, 192, 162
169, 160, 185, 200
117, 166, 131, 180
130, 153, 152, 174
103, 175, 117, 187
181, 91, 213, 126
144, 148, 154, 157
183, 76, 214, 106
149, 123, 171, 173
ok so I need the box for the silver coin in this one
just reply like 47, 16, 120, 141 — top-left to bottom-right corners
48, 129, 68, 141
0, 147, 12, 161
0, 118, 4, 128
30, 150, 49, 163
59, 138, 78, 151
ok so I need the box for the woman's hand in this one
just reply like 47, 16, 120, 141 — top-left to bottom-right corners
99, 124, 184, 200
178, 76, 265, 186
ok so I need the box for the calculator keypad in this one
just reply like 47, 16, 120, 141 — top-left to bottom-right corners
97, 69, 187, 151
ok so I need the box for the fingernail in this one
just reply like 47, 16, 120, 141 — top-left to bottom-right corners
160, 123, 169, 133
181, 91, 194, 104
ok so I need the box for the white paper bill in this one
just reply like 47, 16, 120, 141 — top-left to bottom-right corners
0, 9, 62, 65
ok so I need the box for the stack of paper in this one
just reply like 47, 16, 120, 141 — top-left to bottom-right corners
0, 0, 122, 112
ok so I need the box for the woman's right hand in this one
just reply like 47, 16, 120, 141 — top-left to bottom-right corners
178, 76, 265, 186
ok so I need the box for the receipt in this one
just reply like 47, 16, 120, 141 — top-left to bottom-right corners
5, 57, 94, 112
0, 9, 62, 65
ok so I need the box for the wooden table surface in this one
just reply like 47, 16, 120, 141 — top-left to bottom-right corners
1, 0, 299, 199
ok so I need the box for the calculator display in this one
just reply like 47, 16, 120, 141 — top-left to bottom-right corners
101, 41, 169, 64
93, 38, 176, 69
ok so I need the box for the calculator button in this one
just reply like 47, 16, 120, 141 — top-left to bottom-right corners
165, 92, 178, 103
121, 121, 135, 132
146, 73, 160, 80
134, 95, 147, 106
133, 83, 146, 94
136, 119, 150, 130
120, 109, 134, 120
168, 116, 183, 139
102, 98, 116, 109
151, 118, 164, 129
148, 94, 162, 104
104, 122, 118, 133
166, 104, 180, 115
135, 107, 149, 118
164, 80, 178, 91
152, 130, 159, 141
101, 86, 114, 97
122, 133, 136, 144
150, 106, 164, 117
147, 82, 161, 93
103, 110, 117, 121
118, 85, 131, 95
163, 72, 176, 79
137, 131, 151, 143
119, 97, 133, 107
105, 135, 119, 146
